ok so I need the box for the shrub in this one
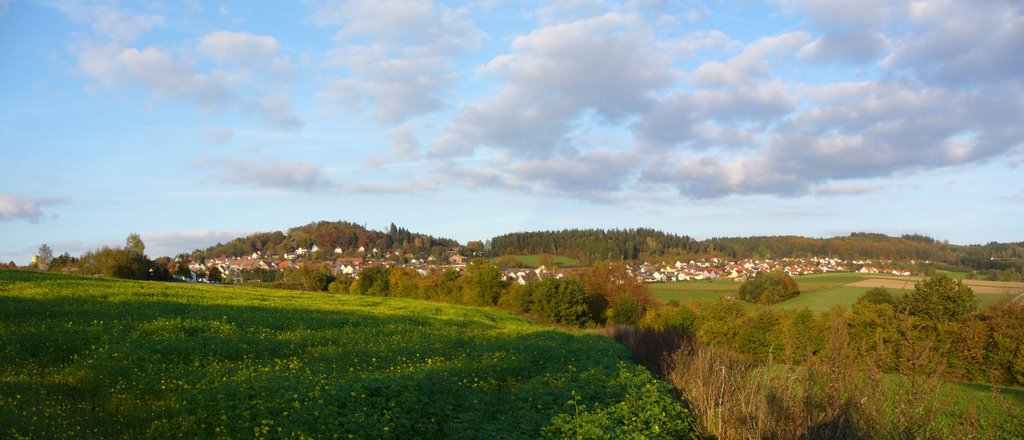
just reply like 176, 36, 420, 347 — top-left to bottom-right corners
353, 266, 390, 296
899, 273, 977, 322
607, 296, 647, 326
737, 308, 783, 358
530, 277, 591, 327
858, 287, 895, 305
462, 260, 503, 306
737, 271, 799, 304
300, 264, 333, 291
327, 275, 353, 294
640, 306, 697, 336
542, 365, 696, 439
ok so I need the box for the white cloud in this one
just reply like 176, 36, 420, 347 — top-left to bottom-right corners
72, 38, 300, 129
117, 46, 241, 109
201, 158, 335, 191
884, 1, 1024, 86
810, 182, 885, 196
314, 0, 485, 123
364, 124, 423, 166
0, 194, 47, 223
640, 80, 1024, 198
688, 31, 811, 88
434, 12, 674, 157
198, 31, 283, 70
200, 128, 235, 144
143, 230, 248, 257
776, 0, 909, 30
319, 46, 453, 122
798, 30, 890, 64
91, 5, 164, 43
251, 95, 303, 130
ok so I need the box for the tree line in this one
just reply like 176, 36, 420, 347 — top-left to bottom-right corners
286, 260, 657, 329
195, 221, 459, 260
490, 229, 1024, 271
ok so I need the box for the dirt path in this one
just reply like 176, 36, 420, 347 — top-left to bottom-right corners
847, 278, 1024, 294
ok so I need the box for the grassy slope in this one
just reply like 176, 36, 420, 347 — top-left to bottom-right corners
653, 273, 1017, 313
494, 255, 582, 268
939, 380, 1024, 437
0, 270, 676, 439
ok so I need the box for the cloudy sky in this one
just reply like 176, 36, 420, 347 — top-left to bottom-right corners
1, 0, 1023, 262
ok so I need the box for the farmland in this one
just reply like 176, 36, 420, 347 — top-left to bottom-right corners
650, 273, 1023, 313
493, 254, 581, 268
0, 270, 690, 438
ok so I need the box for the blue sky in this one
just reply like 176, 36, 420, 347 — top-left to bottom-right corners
1, 0, 1022, 263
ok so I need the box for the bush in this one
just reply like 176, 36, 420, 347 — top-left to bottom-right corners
640, 306, 697, 336
737, 271, 799, 304
462, 260, 503, 306
542, 365, 695, 439
737, 308, 783, 358
529, 277, 592, 326
327, 275, 353, 294
352, 266, 390, 296
607, 296, 648, 326
300, 264, 334, 291
899, 273, 977, 322
858, 287, 895, 305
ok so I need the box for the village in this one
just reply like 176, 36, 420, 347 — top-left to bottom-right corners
186, 245, 915, 285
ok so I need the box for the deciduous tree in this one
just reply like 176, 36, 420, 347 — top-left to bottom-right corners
899, 273, 977, 322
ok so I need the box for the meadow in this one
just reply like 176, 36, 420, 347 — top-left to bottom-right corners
0, 270, 690, 439
651, 273, 1021, 313
494, 255, 581, 268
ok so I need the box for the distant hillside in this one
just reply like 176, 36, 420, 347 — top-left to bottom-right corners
490, 229, 1024, 270
195, 220, 459, 259
490, 228, 701, 265
192, 219, 1022, 272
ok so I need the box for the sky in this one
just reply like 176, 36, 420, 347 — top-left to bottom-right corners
1, 0, 1023, 263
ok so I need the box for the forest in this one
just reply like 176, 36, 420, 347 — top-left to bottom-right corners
490, 229, 1024, 272
195, 221, 459, 260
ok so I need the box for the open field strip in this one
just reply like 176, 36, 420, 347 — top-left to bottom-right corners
0, 270, 688, 439
651, 273, 1021, 313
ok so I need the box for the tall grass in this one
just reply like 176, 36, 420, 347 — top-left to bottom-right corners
611, 311, 1020, 439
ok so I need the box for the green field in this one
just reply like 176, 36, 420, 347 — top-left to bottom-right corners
652, 273, 1018, 313
0, 270, 688, 438
648, 279, 741, 303
494, 255, 581, 268
900, 377, 1024, 437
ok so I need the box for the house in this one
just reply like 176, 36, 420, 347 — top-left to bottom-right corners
335, 257, 364, 265
448, 254, 467, 265
334, 247, 344, 254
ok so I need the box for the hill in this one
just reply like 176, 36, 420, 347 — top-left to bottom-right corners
0, 270, 691, 438
196, 220, 460, 259
490, 229, 1024, 272
490, 228, 700, 265
185, 220, 1023, 276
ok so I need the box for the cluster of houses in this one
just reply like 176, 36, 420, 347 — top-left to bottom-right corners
184, 246, 914, 284
627, 257, 912, 283
186, 247, 475, 282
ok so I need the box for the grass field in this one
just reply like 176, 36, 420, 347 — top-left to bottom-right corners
905, 377, 1024, 437
0, 270, 687, 438
651, 272, 1020, 314
493, 255, 581, 268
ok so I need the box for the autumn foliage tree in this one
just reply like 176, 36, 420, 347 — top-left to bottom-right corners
737, 271, 800, 305
898, 273, 977, 322
585, 263, 654, 324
